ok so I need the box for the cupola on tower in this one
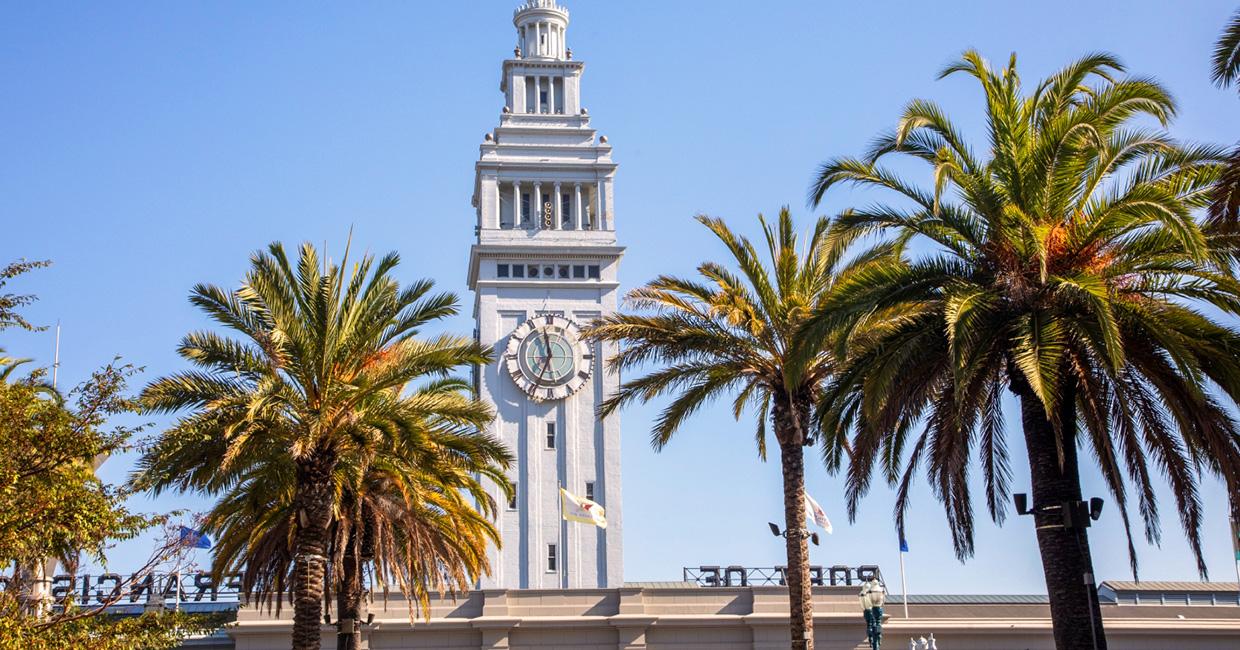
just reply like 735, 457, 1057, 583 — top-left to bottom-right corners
468, 0, 624, 589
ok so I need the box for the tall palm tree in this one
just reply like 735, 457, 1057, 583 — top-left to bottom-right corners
808, 51, 1240, 649
137, 241, 493, 650
199, 385, 508, 650
1211, 10, 1240, 223
584, 209, 891, 650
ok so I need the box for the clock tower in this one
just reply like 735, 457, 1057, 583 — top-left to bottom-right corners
468, 0, 623, 589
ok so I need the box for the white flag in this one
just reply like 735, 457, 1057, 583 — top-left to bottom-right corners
560, 488, 607, 529
805, 493, 832, 534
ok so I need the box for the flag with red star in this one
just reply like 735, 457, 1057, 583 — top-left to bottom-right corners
561, 488, 607, 528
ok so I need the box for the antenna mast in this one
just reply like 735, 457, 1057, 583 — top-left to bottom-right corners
52, 320, 61, 390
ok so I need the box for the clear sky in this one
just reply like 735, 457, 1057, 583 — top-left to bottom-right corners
3, 1, 1238, 594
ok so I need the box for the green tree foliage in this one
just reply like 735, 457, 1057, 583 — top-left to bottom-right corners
1213, 9, 1240, 89
809, 51, 1240, 649
0, 364, 219, 649
0, 607, 218, 650
584, 209, 891, 650
135, 241, 500, 650
0, 366, 147, 564
0, 260, 51, 334
1211, 10, 1240, 224
202, 387, 508, 650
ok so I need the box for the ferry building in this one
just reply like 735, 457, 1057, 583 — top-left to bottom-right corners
192, 2, 1238, 648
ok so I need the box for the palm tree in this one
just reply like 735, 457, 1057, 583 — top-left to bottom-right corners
808, 51, 1240, 649
584, 209, 891, 650
332, 439, 506, 650
1211, 10, 1240, 224
200, 383, 508, 650
1214, 9, 1240, 88
137, 241, 493, 650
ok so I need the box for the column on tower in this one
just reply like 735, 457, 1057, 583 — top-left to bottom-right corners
534, 76, 542, 113
553, 182, 562, 230
533, 182, 542, 230
573, 183, 583, 230
512, 181, 521, 229
548, 74, 556, 115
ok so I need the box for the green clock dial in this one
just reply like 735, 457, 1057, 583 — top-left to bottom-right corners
504, 315, 593, 401
520, 331, 575, 385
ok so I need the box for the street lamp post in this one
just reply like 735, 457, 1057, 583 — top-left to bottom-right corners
859, 576, 887, 650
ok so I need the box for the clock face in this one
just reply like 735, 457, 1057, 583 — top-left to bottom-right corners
504, 315, 593, 401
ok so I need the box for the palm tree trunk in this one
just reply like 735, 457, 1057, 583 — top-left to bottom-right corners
1012, 378, 1106, 650
293, 453, 335, 650
336, 524, 364, 650
774, 391, 814, 650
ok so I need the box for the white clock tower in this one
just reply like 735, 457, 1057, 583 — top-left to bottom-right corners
468, 0, 623, 589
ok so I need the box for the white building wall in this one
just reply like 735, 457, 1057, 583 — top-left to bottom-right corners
468, 2, 624, 590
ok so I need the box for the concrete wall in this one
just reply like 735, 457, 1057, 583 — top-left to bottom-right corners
211, 586, 1240, 650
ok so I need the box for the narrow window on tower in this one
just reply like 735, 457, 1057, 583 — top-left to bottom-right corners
512, 264, 525, 278
572, 265, 585, 279
528, 265, 540, 278
558, 265, 569, 279
545, 421, 556, 449
521, 192, 531, 226
560, 193, 572, 228
497, 264, 509, 278
546, 544, 557, 572
585, 481, 595, 502
587, 265, 600, 279
508, 482, 518, 510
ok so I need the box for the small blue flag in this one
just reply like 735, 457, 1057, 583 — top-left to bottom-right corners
179, 526, 212, 550
899, 537, 909, 553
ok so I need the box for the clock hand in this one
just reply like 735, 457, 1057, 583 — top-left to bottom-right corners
536, 329, 554, 384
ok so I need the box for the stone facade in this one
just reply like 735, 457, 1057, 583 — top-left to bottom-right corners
207, 582, 1240, 649
467, 0, 623, 589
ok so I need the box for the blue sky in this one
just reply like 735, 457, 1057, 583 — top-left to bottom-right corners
3, 1, 1238, 594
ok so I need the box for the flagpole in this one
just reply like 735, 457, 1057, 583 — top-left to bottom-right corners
51, 321, 61, 390
898, 546, 910, 618
558, 481, 566, 589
